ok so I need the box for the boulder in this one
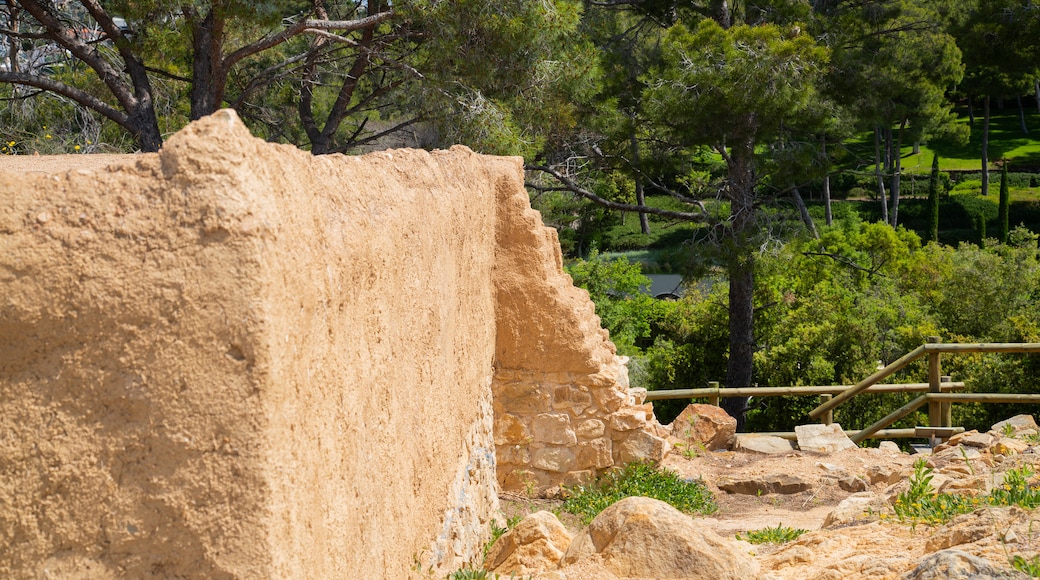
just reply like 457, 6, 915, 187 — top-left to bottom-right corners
837, 475, 868, 492
866, 464, 904, 485
822, 492, 888, 529
878, 441, 902, 454
717, 474, 812, 495
991, 415, 1038, 436
485, 511, 572, 576
734, 434, 795, 455
901, 549, 1028, 580
561, 496, 759, 579
991, 437, 1031, 456
795, 423, 857, 453
669, 404, 737, 451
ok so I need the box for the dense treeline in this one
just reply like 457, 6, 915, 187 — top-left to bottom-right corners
568, 222, 1040, 434
3, 0, 1040, 433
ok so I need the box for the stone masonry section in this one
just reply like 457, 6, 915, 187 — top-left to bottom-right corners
491, 162, 669, 495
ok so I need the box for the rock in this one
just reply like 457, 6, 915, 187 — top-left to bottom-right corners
925, 508, 1019, 552
717, 474, 812, 495
486, 511, 572, 576
561, 497, 759, 579
669, 404, 737, 451
734, 434, 795, 455
795, 423, 857, 453
958, 432, 996, 449
609, 407, 648, 432
838, 475, 868, 492
878, 440, 902, 454
822, 492, 888, 528
991, 437, 1031, 456
867, 464, 904, 485
615, 430, 669, 465
532, 413, 578, 445
901, 549, 1028, 579
991, 415, 1038, 436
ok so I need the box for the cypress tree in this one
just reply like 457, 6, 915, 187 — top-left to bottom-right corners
998, 163, 1010, 243
927, 154, 940, 242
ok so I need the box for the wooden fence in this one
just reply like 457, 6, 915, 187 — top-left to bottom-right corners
645, 339, 1040, 442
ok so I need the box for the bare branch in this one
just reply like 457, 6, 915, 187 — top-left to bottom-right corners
803, 252, 887, 277
528, 164, 712, 223
338, 116, 422, 152
303, 28, 424, 79
0, 71, 127, 125
224, 10, 394, 71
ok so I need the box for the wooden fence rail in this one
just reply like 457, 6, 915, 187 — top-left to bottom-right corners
643, 340, 1040, 442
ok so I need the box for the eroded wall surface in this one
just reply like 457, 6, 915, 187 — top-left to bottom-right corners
0, 111, 502, 578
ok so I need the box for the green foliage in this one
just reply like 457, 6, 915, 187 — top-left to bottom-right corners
564, 252, 660, 355
894, 460, 1040, 526
409, 0, 597, 157
893, 459, 979, 525
646, 20, 830, 152
448, 568, 496, 580
736, 524, 808, 545
562, 462, 717, 525
1012, 555, 1040, 577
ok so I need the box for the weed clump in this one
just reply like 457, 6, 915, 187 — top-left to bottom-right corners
563, 462, 718, 524
736, 523, 807, 545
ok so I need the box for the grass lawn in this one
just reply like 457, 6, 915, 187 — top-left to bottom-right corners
841, 104, 1040, 174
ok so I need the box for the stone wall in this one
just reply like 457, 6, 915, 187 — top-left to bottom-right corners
0, 111, 502, 578
0, 109, 664, 577
491, 166, 670, 494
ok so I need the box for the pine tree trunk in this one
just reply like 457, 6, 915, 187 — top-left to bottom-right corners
630, 130, 650, 234
821, 138, 832, 226
1018, 95, 1028, 134
792, 187, 819, 239
890, 119, 906, 227
188, 10, 228, 120
875, 127, 889, 224
982, 96, 991, 196
721, 136, 756, 432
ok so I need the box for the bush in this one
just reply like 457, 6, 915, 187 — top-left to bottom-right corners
563, 462, 717, 524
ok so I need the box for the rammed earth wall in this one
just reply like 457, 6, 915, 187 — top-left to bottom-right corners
0, 110, 664, 578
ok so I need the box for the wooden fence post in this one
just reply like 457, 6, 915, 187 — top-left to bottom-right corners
927, 336, 942, 427
941, 375, 952, 427
707, 381, 720, 407
820, 394, 833, 425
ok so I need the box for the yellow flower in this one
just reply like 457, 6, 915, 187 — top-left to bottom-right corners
7, 141, 13, 147
74, 145, 81, 151
45, 134, 52, 139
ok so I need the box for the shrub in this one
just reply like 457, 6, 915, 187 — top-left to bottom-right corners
736, 524, 808, 544
563, 462, 718, 524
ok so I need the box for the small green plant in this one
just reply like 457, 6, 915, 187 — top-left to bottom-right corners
736, 523, 808, 545
893, 461, 1040, 526
990, 465, 1040, 509
562, 462, 718, 524
893, 459, 979, 526
675, 440, 706, 460
1002, 422, 1017, 438
449, 569, 495, 580
1012, 555, 1040, 577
